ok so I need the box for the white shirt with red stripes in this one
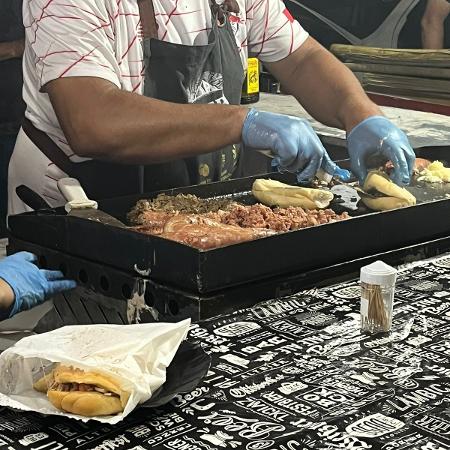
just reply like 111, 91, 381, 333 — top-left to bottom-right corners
8, 0, 308, 214
22, 0, 308, 157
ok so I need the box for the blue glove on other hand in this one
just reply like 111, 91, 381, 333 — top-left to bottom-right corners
0, 252, 77, 318
242, 109, 351, 184
347, 116, 416, 186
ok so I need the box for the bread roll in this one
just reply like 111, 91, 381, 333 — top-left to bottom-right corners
33, 373, 54, 393
361, 171, 416, 211
33, 364, 130, 417
252, 179, 334, 209
48, 390, 123, 417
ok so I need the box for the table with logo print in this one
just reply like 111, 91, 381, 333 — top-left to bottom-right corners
0, 254, 450, 450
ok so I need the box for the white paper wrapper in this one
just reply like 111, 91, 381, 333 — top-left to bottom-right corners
0, 319, 190, 424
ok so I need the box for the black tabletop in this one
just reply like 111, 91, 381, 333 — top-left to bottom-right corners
0, 254, 450, 450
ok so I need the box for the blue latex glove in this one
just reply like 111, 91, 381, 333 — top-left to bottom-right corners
0, 252, 76, 318
347, 116, 416, 186
242, 109, 351, 184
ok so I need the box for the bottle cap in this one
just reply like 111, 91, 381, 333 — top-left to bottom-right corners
360, 260, 397, 286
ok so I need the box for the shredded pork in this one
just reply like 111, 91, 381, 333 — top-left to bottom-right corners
210, 204, 348, 232
53, 382, 118, 397
128, 194, 349, 249
128, 194, 238, 223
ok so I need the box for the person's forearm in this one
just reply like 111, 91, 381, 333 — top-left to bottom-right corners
266, 38, 381, 133
48, 78, 249, 163
88, 94, 249, 163
0, 279, 14, 314
0, 38, 25, 62
422, 25, 444, 49
421, 0, 450, 49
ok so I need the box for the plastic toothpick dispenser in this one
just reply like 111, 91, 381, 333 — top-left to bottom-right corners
360, 260, 397, 333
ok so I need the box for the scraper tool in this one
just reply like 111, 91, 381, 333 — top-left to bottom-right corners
57, 178, 126, 228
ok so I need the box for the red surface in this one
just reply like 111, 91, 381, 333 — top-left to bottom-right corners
368, 93, 450, 116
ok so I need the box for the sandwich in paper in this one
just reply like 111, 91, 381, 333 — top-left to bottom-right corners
33, 364, 130, 417
252, 179, 334, 209
0, 321, 191, 424
360, 170, 416, 211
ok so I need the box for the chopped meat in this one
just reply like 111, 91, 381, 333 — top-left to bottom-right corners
128, 194, 239, 223
130, 212, 172, 236
129, 210, 175, 231
215, 204, 348, 232
52, 382, 119, 397
55, 382, 95, 392
129, 197, 350, 250
160, 215, 275, 250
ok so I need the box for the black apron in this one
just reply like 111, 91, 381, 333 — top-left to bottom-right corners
23, 0, 245, 199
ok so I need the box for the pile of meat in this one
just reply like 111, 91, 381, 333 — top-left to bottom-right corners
128, 194, 238, 219
129, 196, 349, 250
210, 204, 347, 232
133, 211, 276, 250
52, 382, 117, 396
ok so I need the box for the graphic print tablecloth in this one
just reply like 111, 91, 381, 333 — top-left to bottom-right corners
0, 254, 449, 450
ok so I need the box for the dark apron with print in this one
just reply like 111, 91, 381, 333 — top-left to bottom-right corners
23, 0, 244, 199
141, 1, 245, 189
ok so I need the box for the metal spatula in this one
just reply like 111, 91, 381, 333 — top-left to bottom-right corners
57, 178, 126, 228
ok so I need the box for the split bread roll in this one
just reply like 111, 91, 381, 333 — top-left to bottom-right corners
33, 364, 130, 417
252, 179, 334, 209
47, 390, 123, 417
360, 171, 416, 211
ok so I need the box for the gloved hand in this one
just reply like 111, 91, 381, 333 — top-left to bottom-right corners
347, 116, 416, 186
0, 252, 76, 318
242, 109, 351, 184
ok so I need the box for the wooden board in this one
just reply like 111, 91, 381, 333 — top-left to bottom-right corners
331, 44, 450, 68
346, 63, 450, 80
355, 72, 450, 100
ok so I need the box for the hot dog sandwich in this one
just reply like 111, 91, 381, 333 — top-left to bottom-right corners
360, 171, 416, 211
33, 365, 130, 417
252, 179, 334, 209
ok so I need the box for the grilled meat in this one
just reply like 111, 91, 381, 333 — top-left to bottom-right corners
161, 215, 275, 250
213, 204, 348, 232
130, 202, 349, 250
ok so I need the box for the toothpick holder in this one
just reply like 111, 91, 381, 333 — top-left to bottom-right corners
360, 260, 397, 334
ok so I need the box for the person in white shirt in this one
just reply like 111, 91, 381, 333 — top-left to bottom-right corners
8, 0, 415, 215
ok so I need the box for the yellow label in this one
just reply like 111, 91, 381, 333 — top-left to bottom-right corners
247, 58, 259, 94
198, 163, 210, 178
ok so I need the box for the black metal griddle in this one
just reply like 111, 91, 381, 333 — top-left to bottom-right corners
7, 146, 450, 323
8, 162, 450, 293
7, 234, 450, 326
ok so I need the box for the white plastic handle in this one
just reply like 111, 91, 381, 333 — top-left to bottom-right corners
257, 149, 274, 159
315, 168, 333, 184
257, 150, 333, 184
57, 178, 98, 212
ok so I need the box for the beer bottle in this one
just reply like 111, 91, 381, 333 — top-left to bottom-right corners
241, 57, 260, 104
